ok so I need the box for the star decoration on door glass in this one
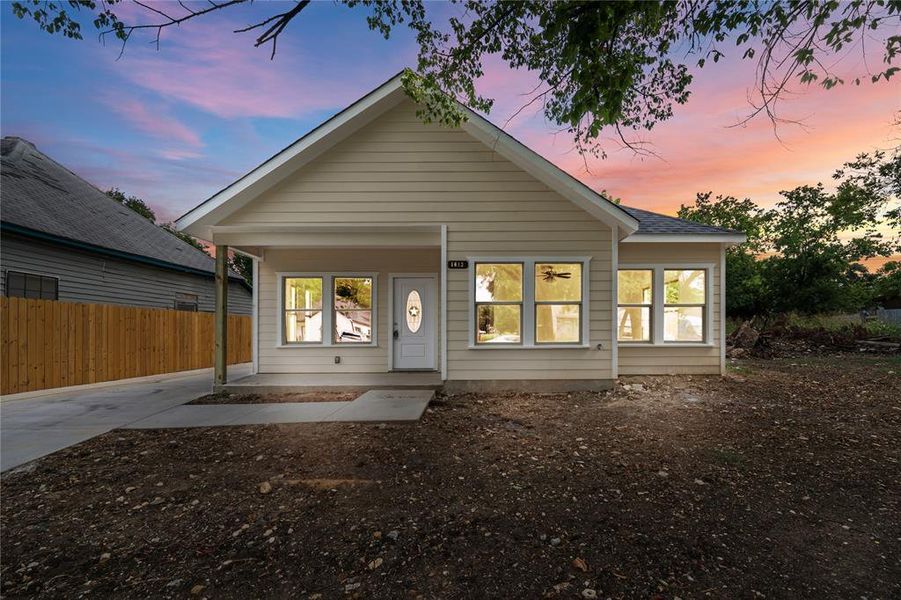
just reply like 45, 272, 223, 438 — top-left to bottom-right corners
405, 289, 423, 333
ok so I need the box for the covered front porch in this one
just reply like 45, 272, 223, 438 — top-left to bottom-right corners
209, 225, 446, 392
217, 371, 443, 393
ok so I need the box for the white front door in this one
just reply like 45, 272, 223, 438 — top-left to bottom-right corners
393, 277, 436, 370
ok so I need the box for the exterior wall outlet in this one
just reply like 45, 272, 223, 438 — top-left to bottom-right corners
334, 356, 341, 364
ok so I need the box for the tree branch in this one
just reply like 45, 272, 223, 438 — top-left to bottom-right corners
234, 0, 311, 59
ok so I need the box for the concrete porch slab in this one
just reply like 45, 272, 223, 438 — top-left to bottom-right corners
218, 372, 442, 394
123, 390, 434, 429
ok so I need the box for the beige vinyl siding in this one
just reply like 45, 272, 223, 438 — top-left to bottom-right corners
617, 242, 723, 375
257, 248, 439, 374
229, 100, 615, 381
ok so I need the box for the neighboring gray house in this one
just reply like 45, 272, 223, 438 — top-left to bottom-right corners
0, 137, 251, 314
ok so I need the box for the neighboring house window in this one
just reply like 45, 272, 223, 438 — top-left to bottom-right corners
174, 293, 199, 312
5, 270, 58, 300
664, 269, 706, 342
617, 267, 709, 344
475, 263, 523, 344
535, 263, 582, 344
284, 277, 323, 343
334, 277, 373, 343
617, 270, 653, 342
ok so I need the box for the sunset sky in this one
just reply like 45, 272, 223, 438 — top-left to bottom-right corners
2, 1, 898, 226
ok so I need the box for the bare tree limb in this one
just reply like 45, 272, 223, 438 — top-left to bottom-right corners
233, 0, 311, 59
102, 0, 247, 58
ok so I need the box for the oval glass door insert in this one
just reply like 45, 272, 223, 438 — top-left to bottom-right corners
405, 290, 423, 333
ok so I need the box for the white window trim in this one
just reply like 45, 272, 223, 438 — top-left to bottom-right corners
276, 271, 378, 348
467, 256, 592, 350
616, 263, 714, 347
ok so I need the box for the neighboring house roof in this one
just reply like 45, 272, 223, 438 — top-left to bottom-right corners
176, 72, 641, 240
621, 206, 745, 241
0, 137, 248, 283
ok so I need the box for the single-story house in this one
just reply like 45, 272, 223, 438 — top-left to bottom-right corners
0, 137, 252, 314
176, 73, 745, 391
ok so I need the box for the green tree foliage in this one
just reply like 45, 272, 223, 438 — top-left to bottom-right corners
871, 261, 901, 307
106, 187, 156, 222
11, 0, 901, 155
229, 253, 254, 287
679, 149, 901, 316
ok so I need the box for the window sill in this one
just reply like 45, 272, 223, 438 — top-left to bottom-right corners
275, 343, 380, 349
618, 342, 714, 348
467, 344, 592, 350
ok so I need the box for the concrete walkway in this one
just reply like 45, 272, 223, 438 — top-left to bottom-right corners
123, 389, 434, 429
0, 364, 251, 472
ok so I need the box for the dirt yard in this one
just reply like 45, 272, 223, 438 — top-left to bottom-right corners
188, 391, 358, 405
2, 355, 899, 599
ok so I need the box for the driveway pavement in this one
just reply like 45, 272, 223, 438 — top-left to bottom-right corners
0, 364, 251, 472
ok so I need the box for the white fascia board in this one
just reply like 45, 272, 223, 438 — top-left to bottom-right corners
176, 76, 408, 239
214, 231, 440, 248
622, 233, 747, 244
461, 111, 640, 237
210, 224, 441, 234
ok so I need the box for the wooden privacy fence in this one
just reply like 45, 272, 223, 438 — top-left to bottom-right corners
1, 297, 251, 395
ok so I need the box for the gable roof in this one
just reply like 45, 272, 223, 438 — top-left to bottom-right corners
0, 137, 247, 282
176, 72, 641, 240
621, 205, 746, 241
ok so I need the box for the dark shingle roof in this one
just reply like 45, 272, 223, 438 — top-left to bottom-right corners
620, 205, 743, 236
1, 137, 239, 278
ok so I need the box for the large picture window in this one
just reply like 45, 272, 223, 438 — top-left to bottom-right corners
616, 266, 708, 344
475, 263, 523, 344
617, 270, 652, 342
535, 263, 582, 344
334, 277, 373, 343
471, 258, 590, 347
284, 277, 323, 343
281, 273, 377, 346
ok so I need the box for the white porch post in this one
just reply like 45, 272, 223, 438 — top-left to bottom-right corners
440, 225, 448, 381
611, 226, 618, 379
214, 244, 229, 386
251, 256, 259, 375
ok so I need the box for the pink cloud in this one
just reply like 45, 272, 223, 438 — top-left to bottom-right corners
110, 98, 203, 148
486, 54, 900, 215
157, 147, 204, 160
112, 15, 367, 119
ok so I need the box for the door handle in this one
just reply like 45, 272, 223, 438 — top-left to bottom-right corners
393, 329, 399, 339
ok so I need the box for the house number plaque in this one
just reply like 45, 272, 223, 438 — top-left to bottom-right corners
447, 260, 469, 269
